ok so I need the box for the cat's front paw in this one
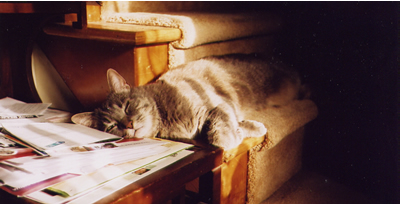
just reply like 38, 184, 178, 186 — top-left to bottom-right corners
238, 120, 267, 137
206, 122, 244, 150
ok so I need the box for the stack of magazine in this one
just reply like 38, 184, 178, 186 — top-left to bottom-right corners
0, 97, 194, 203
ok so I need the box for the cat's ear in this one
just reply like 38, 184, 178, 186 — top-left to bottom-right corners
107, 68, 131, 93
71, 112, 100, 129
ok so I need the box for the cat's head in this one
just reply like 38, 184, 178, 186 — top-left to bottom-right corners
72, 69, 160, 139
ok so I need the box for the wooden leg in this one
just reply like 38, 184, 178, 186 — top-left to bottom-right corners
199, 166, 221, 204
220, 152, 248, 204
171, 186, 186, 204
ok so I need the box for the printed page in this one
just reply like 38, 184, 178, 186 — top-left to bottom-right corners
0, 97, 51, 118
34, 141, 193, 199
25, 150, 194, 204
0, 97, 72, 125
0, 139, 190, 190
0, 123, 121, 153
0, 144, 169, 189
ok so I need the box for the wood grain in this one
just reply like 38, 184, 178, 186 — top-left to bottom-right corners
37, 35, 136, 111
86, 2, 101, 22
220, 135, 266, 203
0, 2, 82, 14
220, 151, 249, 204
43, 22, 181, 45
134, 44, 169, 86
223, 135, 266, 162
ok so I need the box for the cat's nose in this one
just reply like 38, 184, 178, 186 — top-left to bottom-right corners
126, 120, 133, 129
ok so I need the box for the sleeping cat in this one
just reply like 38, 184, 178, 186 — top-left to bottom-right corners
72, 54, 303, 150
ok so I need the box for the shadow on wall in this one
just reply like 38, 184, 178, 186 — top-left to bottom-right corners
272, 2, 397, 204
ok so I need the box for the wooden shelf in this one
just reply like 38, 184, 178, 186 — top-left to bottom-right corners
0, 2, 82, 14
43, 22, 182, 45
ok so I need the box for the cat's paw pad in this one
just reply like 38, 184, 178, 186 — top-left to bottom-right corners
238, 120, 267, 137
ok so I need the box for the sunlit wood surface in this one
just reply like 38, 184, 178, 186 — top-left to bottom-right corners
43, 22, 182, 45
0, 2, 82, 14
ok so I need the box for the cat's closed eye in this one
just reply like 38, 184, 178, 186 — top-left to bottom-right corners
124, 101, 131, 114
106, 124, 117, 132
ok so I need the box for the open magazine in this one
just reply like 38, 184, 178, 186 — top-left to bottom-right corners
0, 97, 195, 203
0, 138, 194, 203
26, 149, 194, 204
1, 122, 122, 156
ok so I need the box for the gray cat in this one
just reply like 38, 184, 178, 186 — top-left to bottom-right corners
72, 54, 303, 150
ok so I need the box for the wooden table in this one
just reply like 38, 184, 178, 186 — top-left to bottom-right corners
0, 147, 223, 204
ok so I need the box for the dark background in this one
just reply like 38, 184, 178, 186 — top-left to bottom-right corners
271, 2, 397, 204
0, 2, 397, 204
